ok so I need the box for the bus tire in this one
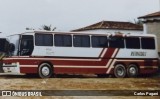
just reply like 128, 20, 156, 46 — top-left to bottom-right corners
127, 64, 138, 78
38, 63, 53, 78
114, 64, 126, 78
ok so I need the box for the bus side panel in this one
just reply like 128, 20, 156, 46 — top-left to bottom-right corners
54, 68, 108, 74
139, 59, 159, 74
20, 67, 37, 73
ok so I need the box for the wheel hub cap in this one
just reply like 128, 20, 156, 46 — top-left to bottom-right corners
129, 67, 136, 75
117, 68, 124, 76
42, 67, 50, 76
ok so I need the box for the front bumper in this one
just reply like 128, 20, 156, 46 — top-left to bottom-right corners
3, 62, 20, 74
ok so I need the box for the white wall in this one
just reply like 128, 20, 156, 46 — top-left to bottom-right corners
77, 29, 143, 34
144, 21, 160, 52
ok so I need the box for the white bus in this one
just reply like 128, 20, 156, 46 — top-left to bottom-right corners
1, 31, 159, 78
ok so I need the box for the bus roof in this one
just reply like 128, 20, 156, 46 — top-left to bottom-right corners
8, 30, 156, 38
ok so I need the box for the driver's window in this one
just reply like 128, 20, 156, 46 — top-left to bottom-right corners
20, 35, 33, 56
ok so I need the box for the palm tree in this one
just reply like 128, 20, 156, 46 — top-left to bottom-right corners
26, 25, 56, 31
41, 25, 56, 31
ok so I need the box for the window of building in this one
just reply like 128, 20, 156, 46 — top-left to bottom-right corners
126, 37, 140, 49
54, 34, 72, 47
92, 36, 108, 47
73, 35, 90, 47
109, 36, 124, 48
141, 38, 155, 49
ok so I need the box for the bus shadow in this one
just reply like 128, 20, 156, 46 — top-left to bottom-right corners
0, 74, 39, 79
0, 72, 159, 79
0, 74, 108, 79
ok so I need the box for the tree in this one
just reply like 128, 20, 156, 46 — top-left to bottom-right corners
26, 24, 56, 31
133, 19, 143, 26
41, 25, 56, 31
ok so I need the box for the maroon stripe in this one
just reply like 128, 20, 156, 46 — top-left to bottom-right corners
115, 61, 158, 66
105, 48, 119, 74
103, 48, 116, 58
4, 58, 158, 67
20, 67, 37, 73
3, 48, 116, 66
54, 68, 108, 74
140, 68, 158, 74
98, 48, 105, 58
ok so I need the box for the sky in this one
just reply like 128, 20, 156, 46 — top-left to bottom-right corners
0, 0, 159, 37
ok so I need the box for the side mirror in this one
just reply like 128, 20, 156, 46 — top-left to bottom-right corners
9, 43, 15, 52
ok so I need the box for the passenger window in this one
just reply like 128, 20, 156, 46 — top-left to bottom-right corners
54, 34, 72, 47
73, 35, 90, 47
35, 34, 53, 46
126, 37, 140, 49
141, 38, 155, 49
92, 36, 108, 47
109, 36, 124, 48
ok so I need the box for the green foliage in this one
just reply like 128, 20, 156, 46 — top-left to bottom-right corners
26, 25, 56, 31
41, 25, 56, 31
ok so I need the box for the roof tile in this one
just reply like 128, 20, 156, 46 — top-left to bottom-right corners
138, 11, 160, 19
72, 21, 143, 31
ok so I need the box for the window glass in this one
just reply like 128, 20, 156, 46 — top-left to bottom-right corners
126, 37, 140, 49
73, 35, 90, 47
21, 35, 34, 56
141, 38, 155, 49
35, 34, 53, 46
54, 34, 72, 47
92, 36, 108, 47
109, 36, 124, 48
0, 39, 8, 52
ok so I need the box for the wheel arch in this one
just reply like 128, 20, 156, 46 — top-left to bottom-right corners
114, 62, 127, 68
38, 61, 53, 67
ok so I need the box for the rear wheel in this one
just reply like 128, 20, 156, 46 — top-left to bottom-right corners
127, 64, 139, 78
114, 64, 126, 78
38, 63, 53, 78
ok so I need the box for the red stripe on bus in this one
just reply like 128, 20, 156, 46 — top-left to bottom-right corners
20, 67, 37, 73
54, 68, 108, 74
3, 48, 116, 67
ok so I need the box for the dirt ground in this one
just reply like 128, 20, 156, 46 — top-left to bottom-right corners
0, 73, 160, 99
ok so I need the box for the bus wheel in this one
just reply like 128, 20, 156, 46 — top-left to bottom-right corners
38, 63, 52, 78
114, 64, 126, 78
127, 64, 138, 78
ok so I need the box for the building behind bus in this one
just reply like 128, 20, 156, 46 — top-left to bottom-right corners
138, 11, 160, 54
